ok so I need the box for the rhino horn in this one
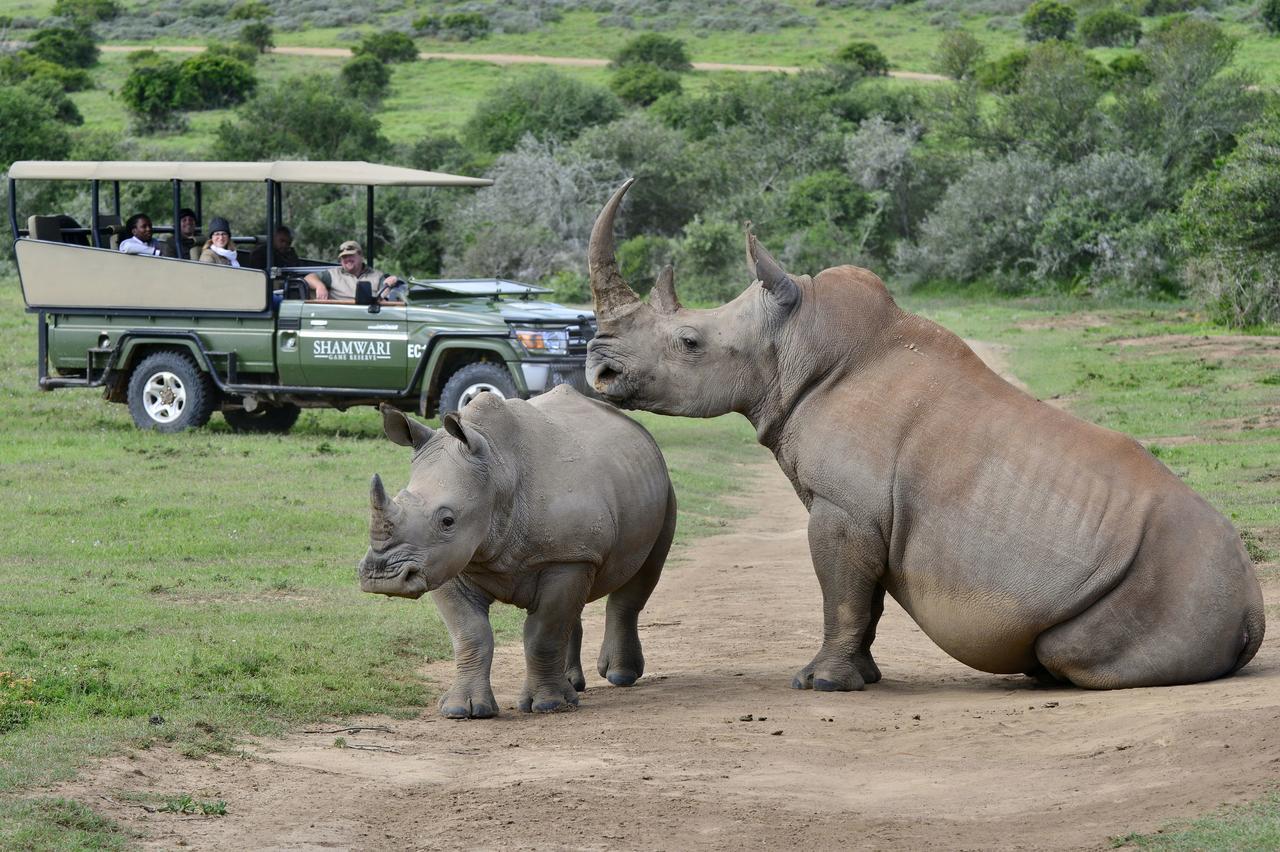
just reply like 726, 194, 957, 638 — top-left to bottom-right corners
746, 231, 800, 307
649, 264, 681, 314
369, 473, 402, 526
588, 179, 642, 319
380, 402, 434, 450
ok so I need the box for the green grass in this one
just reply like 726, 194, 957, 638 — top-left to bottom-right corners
1113, 793, 1280, 850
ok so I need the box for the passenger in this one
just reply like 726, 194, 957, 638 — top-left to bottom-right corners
176, 207, 200, 258
303, 240, 402, 301
247, 225, 301, 270
198, 217, 240, 267
118, 214, 164, 256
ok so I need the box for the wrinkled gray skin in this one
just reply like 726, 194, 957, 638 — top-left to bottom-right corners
358, 385, 676, 717
585, 179, 1264, 691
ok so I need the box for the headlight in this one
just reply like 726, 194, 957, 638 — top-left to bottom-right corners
512, 328, 569, 356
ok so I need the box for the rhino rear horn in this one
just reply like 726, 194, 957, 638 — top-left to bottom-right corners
747, 231, 800, 309
588, 179, 642, 319
649, 264, 681, 314
380, 403, 434, 450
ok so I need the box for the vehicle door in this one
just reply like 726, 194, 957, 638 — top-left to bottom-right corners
296, 301, 409, 389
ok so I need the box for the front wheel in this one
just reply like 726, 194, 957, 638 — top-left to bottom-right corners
126, 351, 216, 432
223, 403, 301, 434
438, 362, 517, 416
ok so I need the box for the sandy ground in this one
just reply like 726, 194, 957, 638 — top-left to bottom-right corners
52, 345, 1279, 850
98, 44, 948, 80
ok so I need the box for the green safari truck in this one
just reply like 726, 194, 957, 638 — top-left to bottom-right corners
9, 160, 597, 432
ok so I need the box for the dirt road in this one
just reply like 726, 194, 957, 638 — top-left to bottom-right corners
56, 346, 1278, 850
98, 44, 948, 80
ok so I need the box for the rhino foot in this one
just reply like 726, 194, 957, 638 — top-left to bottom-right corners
597, 644, 644, 687
791, 658, 867, 692
519, 681, 580, 714
566, 665, 587, 692
439, 683, 499, 720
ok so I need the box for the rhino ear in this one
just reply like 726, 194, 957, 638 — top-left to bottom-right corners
747, 231, 800, 311
442, 412, 491, 460
380, 403, 434, 450
649, 264, 681, 314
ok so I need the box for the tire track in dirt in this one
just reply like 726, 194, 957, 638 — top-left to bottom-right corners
51, 344, 1279, 850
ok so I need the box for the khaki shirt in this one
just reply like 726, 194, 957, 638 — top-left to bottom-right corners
315, 264, 388, 300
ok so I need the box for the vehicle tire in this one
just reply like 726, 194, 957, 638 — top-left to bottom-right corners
438, 362, 518, 416
223, 403, 301, 434
126, 350, 216, 432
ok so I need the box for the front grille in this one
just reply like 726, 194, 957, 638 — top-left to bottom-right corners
543, 360, 596, 398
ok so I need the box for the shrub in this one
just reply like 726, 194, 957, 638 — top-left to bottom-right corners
975, 48, 1029, 92
441, 12, 490, 41
0, 53, 91, 91
214, 75, 390, 160
1108, 52, 1151, 84
20, 74, 83, 125
617, 235, 677, 297
28, 25, 98, 68
611, 33, 692, 71
933, 30, 986, 80
240, 21, 273, 54
50, 0, 120, 21
352, 30, 418, 63
1263, 0, 1280, 35
1181, 112, 1280, 257
609, 63, 682, 106
0, 86, 72, 170
675, 215, 743, 303
229, 0, 270, 21
833, 40, 890, 75
205, 39, 259, 66
1080, 9, 1141, 47
176, 52, 257, 109
784, 170, 873, 231
119, 56, 186, 132
340, 54, 391, 105
464, 69, 622, 153
1138, 0, 1198, 14
994, 41, 1107, 163
1022, 0, 1076, 42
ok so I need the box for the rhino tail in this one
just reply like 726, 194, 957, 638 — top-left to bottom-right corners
1230, 598, 1266, 675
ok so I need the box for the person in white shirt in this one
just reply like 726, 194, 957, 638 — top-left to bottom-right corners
198, 217, 240, 267
118, 214, 163, 256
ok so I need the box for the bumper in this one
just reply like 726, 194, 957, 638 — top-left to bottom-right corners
520, 360, 595, 397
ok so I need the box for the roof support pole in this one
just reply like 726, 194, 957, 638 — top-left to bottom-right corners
171, 179, 182, 244
265, 179, 275, 274
8, 177, 19, 241
112, 181, 120, 217
194, 182, 203, 229
366, 185, 374, 267
90, 180, 101, 247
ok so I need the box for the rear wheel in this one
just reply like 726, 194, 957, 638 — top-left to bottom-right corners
438, 362, 517, 416
223, 403, 301, 434
126, 351, 216, 432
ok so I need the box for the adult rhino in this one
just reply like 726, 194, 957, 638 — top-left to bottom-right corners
358, 387, 676, 716
584, 179, 1264, 691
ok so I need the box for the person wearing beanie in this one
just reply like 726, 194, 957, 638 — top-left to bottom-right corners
198, 217, 239, 267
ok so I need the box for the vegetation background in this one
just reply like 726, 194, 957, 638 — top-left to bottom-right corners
0, 0, 1278, 847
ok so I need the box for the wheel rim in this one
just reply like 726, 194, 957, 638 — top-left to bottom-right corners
142, 371, 186, 423
457, 382, 505, 408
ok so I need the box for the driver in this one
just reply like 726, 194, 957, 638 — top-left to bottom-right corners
303, 240, 403, 301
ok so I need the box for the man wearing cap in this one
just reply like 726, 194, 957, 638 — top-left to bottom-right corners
303, 240, 402, 301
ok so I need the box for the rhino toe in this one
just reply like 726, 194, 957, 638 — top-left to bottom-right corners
606, 669, 639, 687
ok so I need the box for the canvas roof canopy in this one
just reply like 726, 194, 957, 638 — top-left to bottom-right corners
8, 160, 493, 187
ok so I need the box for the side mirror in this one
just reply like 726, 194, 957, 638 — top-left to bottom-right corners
355, 280, 374, 305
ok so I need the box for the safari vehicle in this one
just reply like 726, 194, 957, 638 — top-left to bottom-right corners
9, 160, 596, 432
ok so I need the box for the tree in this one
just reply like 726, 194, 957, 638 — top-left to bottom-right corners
975, 49, 1029, 93
28, 25, 98, 68
1080, 9, 1142, 47
609, 63, 682, 107
1263, 0, 1280, 35
464, 69, 622, 153
50, 0, 119, 21
994, 42, 1107, 163
213, 75, 390, 160
1022, 1, 1076, 42
119, 55, 185, 132
340, 54, 391, 106
229, 0, 270, 21
240, 21, 274, 54
352, 31, 418, 64
833, 40, 890, 76
176, 53, 257, 110
611, 33, 692, 72
0, 86, 71, 170
933, 30, 985, 81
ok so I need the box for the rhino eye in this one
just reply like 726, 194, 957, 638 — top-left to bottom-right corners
441, 515, 455, 528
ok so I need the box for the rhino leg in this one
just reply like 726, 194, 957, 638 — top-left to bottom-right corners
519, 565, 593, 713
431, 578, 499, 720
792, 498, 887, 692
565, 617, 586, 692
598, 483, 674, 687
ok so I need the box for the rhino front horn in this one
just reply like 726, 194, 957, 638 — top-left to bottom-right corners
588, 179, 642, 319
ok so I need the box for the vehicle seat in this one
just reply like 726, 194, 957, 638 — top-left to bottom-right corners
97, 214, 122, 249
27, 214, 62, 242
189, 245, 201, 261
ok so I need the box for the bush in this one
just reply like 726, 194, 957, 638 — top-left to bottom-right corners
20, 74, 83, 125
0, 86, 71, 170
50, 0, 120, 21
464, 68, 622, 153
229, 0, 270, 21
617, 234, 677, 297
214, 75, 390, 160
833, 40, 890, 75
1263, 0, 1280, 35
340, 54, 391, 105
352, 30, 418, 63
994, 41, 1108, 163
933, 30, 986, 80
205, 40, 259, 66
441, 12, 490, 41
1181, 112, 1280, 256
609, 63, 682, 106
28, 25, 98, 68
675, 215, 743, 303
1022, 0, 1076, 41
1138, 0, 1198, 14
240, 21, 273, 54
119, 55, 186, 132
0, 53, 91, 91
975, 48, 1029, 92
1108, 52, 1151, 84
611, 33, 692, 71
1080, 9, 1142, 47
176, 52, 257, 109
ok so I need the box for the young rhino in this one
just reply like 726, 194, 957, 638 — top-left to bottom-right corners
358, 386, 676, 718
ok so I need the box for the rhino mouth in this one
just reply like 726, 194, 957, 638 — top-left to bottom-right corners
358, 556, 434, 599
